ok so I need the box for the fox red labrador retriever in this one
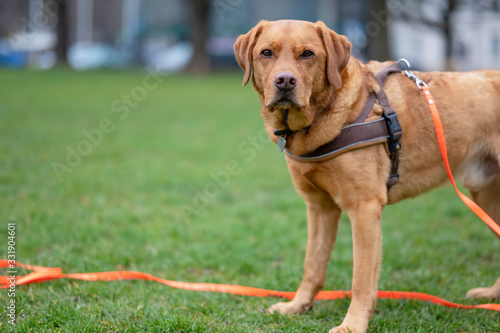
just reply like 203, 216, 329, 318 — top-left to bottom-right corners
234, 19, 500, 333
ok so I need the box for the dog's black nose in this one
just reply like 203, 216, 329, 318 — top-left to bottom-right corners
274, 72, 297, 91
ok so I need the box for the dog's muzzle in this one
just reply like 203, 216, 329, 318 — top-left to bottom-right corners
268, 72, 301, 109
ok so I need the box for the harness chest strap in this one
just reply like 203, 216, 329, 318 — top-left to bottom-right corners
282, 61, 403, 189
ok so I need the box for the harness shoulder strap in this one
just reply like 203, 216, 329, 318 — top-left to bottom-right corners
375, 62, 403, 189
352, 62, 402, 125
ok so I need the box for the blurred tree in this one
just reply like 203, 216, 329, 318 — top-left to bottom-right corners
55, 1, 69, 64
0, 1, 28, 37
366, 0, 390, 61
186, 0, 211, 73
397, 0, 499, 69
398, 0, 457, 69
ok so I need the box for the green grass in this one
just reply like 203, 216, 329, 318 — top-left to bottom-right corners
0, 68, 499, 332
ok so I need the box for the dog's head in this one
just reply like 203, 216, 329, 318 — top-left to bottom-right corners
234, 20, 351, 131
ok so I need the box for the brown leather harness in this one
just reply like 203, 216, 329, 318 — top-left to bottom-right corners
275, 61, 403, 190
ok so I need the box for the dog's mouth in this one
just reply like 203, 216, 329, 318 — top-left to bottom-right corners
267, 94, 302, 111
265, 91, 310, 132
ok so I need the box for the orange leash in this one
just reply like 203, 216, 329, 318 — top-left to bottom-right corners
1, 260, 499, 311
420, 84, 500, 237
1, 70, 499, 313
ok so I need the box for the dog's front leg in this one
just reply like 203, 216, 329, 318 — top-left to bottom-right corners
269, 198, 341, 315
466, 275, 500, 299
331, 199, 383, 333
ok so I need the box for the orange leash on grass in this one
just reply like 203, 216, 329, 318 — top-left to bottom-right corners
420, 84, 500, 237
1, 72, 499, 313
1, 260, 499, 311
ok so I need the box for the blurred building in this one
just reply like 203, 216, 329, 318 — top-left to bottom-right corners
390, 1, 500, 71
451, 8, 500, 71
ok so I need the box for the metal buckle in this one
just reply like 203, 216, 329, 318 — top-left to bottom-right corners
398, 58, 411, 71
398, 58, 428, 90
404, 70, 428, 90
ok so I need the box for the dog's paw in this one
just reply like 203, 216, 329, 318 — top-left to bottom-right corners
329, 318, 367, 333
267, 301, 311, 315
466, 287, 499, 299
329, 325, 357, 333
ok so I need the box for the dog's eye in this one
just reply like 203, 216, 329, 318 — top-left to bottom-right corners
301, 50, 314, 58
260, 49, 273, 57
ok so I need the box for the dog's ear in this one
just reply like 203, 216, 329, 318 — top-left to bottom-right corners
316, 21, 352, 90
234, 21, 267, 86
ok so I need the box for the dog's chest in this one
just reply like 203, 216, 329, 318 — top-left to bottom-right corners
287, 159, 340, 192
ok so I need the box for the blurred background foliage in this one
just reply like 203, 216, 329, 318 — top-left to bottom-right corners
1, 0, 500, 73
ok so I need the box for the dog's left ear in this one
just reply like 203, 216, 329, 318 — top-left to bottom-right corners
234, 21, 267, 86
316, 21, 352, 90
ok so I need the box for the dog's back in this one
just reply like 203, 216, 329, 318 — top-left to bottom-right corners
371, 65, 500, 206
